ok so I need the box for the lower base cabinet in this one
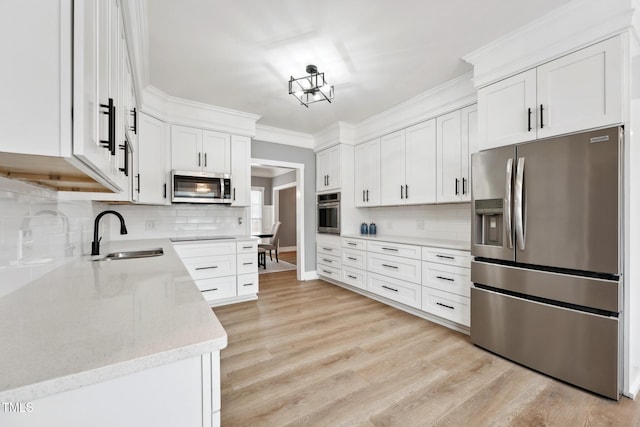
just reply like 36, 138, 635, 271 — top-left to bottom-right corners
2, 352, 222, 427
319, 237, 471, 331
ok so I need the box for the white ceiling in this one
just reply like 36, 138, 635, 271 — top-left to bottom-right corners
146, 0, 572, 135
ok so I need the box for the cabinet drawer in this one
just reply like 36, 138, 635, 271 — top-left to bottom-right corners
367, 252, 421, 284
317, 263, 341, 280
422, 287, 470, 326
318, 253, 342, 269
422, 247, 470, 268
341, 266, 366, 290
367, 272, 421, 309
237, 253, 258, 274
317, 243, 341, 257
197, 276, 236, 298
342, 249, 366, 269
342, 238, 366, 251
173, 241, 236, 259
422, 262, 471, 297
236, 240, 258, 253
367, 241, 421, 259
237, 273, 259, 295
184, 255, 236, 280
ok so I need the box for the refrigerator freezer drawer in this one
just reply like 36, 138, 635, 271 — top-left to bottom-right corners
471, 287, 619, 399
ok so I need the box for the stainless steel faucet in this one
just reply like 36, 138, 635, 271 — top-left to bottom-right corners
91, 210, 128, 256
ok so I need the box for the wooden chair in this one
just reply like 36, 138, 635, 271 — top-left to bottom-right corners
258, 221, 281, 262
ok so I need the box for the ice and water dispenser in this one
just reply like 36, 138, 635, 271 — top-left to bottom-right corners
474, 199, 504, 247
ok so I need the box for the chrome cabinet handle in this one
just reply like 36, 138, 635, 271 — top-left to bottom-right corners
505, 158, 514, 249
514, 157, 526, 251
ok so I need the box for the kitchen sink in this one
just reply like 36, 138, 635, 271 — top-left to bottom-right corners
94, 248, 164, 261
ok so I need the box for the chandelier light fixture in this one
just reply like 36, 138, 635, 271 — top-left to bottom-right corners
288, 64, 334, 107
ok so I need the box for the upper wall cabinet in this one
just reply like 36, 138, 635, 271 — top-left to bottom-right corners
171, 125, 231, 173
316, 145, 342, 192
0, 0, 130, 192
380, 120, 437, 206
477, 36, 623, 151
354, 138, 380, 207
230, 135, 250, 206
136, 113, 170, 205
437, 104, 477, 203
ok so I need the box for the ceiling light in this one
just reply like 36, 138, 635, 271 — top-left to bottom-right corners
289, 64, 334, 108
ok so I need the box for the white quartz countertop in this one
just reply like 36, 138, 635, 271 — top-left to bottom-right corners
340, 234, 470, 251
0, 238, 227, 402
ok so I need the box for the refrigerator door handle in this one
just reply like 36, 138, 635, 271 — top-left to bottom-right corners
515, 157, 526, 250
504, 158, 514, 249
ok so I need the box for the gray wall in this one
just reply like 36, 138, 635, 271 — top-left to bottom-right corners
250, 176, 273, 205
251, 140, 316, 273
278, 186, 297, 248
273, 170, 296, 187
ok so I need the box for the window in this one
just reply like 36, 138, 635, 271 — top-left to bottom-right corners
250, 187, 264, 234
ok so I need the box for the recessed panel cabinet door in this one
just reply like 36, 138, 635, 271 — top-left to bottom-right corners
380, 130, 405, 205
536, 36, 623, 139
202, 130, 231, 174
138, 113, 170, 205
477, 69, 537, 150
437, 111, 462, 203
405, 119, 437, 204
171, 125, 202, 171
354, 138, 380, 206
231, 135, 251, 206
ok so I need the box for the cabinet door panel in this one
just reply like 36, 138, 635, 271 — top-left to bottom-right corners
354, 139, 380, 206
380, 130, 405, 205
537, 37, 623, 139
171, 125, 202, 171
137, 114, 170, 204
406, 119, 437, 204
477, 69, 536, 150
230, 135, 250, 206
460, 104, 477, 201
437, 111, 462, 203
202, 130, 231, 173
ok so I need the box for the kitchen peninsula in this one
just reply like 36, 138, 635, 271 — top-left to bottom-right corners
0, 239, 227, 426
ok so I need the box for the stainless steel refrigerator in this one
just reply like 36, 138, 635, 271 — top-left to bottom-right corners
470, 126, 622, 400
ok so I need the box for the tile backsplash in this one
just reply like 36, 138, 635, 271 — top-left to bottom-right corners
0, 177, 95, 297
364, 203, 471, 243
104, 204, 250, 240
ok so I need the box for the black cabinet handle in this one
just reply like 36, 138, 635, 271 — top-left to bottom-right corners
195, 266, 218, 270
242, 262, 253, 265
135, 174, 141, 193
198, 152, 201, 167
163, 183, 167, 199
400, 185, 404, 199
326, 175, 329, 186
436, 276, 454, 282
118, 140, 129, 176
363, 190, 365, 202
347, 274, 357, 280
436, 254, 455, 260
527, 107, 532, 131
381, 247, 398, 252
381, 263, 398, 269
204, 153, 207, 168
99, 98, 115, 155
130, 107, 137, 134
366, 190, 369, 202
233, 188, 236, 201
540, 104, 544, 128
382, 285, 399, 292
243, 283, 253, 287
347, 256, 357, 261
436, 302, 455, 310
347, 242, 357, 246
405, 185, 408, 199
455, 178, 459, 195
462, 177, 467, 195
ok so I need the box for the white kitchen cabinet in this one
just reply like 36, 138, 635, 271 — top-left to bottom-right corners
230, 134, 251, 206
380, 120, 436, 205
354, 138, 380, 206
367, 272, 422, 310
0, 0, 130, 192
174, 239, 259, 306
136, 112, 170, 204
171, 124, 232, 173
317, 234, 342, 281
477, 36, 623, 150
436, 104, 477, 203
316, 145, 342, 191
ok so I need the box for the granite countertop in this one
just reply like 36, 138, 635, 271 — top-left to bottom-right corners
340, 233, 471, 251
0, 238, 227, 402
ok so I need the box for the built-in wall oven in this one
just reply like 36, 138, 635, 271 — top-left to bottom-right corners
317, 192, 340, 234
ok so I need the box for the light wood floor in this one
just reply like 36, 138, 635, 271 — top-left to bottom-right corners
213, 271, 640, 426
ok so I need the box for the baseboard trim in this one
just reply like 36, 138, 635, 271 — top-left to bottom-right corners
208, 294, 258, 307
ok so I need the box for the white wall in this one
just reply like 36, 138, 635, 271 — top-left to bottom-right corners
0, 177, 94, 298
104, 204, 249, 241
360, 203, 470, 243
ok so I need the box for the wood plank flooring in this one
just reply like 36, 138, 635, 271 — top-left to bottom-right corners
213, 271, 640, 426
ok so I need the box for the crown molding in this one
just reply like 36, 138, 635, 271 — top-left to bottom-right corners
141, 86, 260, 136
354, 72, 476, 144
120, 0, 149, 101
254, 125, 314, 149
463, 0, 637, 89
313, 122, 357, 151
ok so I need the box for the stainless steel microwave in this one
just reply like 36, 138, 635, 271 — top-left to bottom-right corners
171, 170, 232, 204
